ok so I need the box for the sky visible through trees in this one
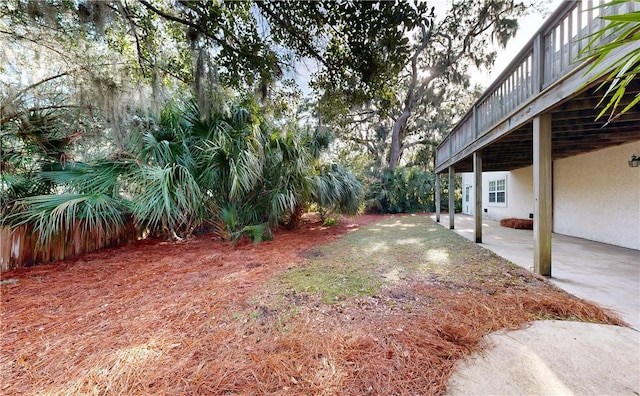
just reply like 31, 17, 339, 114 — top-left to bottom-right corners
291, 0, 563, 96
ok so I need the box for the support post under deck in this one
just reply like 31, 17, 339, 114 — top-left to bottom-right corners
533, 114, 552, 276
474, 152, 483, 243
449, 166, 455, 230
435, 173, 441, 222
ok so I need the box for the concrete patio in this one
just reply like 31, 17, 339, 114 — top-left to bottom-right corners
431, 214, 640, 330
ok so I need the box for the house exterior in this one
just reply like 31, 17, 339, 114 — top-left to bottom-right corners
461, 140, 640, 250
434, 1, 640, 276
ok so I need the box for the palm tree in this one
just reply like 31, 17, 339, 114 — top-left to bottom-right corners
579, 0, 640, 123
4, 95, 364, 248
261, 127, 363, 229
125, 101, 217, 239
3, 100, 214, 243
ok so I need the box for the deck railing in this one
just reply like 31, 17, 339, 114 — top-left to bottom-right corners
436, 0, 635, 169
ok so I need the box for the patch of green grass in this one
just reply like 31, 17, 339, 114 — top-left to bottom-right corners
282, 263, 381, 303
279, 214, 537, 305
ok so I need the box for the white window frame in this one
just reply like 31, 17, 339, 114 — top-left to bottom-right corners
488, 178, 507, 207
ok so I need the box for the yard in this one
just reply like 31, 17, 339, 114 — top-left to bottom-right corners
0, 214, 622, 395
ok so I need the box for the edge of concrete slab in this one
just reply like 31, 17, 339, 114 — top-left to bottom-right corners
430, 214, 640, 330
446, 320, 640, 396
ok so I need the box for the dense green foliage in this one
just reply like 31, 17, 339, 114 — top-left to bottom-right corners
313, 1, 532, 171
0, 0, 442, 108
366, 168, 433, 214
2, 97, 363, 242
1, 0, 544, 245
364, 167, 460, 214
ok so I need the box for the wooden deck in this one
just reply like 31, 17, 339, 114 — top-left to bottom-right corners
435, 0, 640, 174
434, 0, 640, 276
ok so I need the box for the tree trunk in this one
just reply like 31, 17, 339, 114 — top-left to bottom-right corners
286, 203, 306, 229
389, 109, 411, 170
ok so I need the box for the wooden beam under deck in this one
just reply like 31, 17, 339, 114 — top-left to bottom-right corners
445, 117, 640, 173
435, 49, 640, 175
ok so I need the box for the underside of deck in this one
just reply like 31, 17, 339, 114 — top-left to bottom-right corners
443, 78, 640, 173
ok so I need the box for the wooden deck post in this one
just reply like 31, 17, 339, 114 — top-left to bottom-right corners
435, 173, 441, 222
449, 166, 455, 229
474, 152, 483, 243
533, 114, 552, 276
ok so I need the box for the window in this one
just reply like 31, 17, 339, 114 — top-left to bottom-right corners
488, 179, 506, 205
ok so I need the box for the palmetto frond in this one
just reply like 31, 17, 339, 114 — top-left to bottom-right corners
268, 189, 298, 225
7, 193, 129, 247
201, 104, 265, 202
39, 160, 135, 196
131, 163, 203, 236
578, 0, 640, 123
315, 164, 363, 214
6, 94, 363, 243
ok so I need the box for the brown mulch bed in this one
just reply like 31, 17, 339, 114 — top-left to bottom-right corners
0, 214, 622, 395
500, 217, 534, 229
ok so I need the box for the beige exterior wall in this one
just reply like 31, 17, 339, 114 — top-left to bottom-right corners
461, 168, 533, 221
460, 140, 640, 250
554, 141, 640, 250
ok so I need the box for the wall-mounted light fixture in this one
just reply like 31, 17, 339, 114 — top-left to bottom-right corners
629, 154, 639, 168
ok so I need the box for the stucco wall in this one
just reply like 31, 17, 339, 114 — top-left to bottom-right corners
458, 140, 640, 249
461, 169, 533, 221
554, 141, 640, 250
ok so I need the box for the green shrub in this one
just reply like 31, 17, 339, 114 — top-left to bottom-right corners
365, 167, 434, 214
322, 216, 339, 227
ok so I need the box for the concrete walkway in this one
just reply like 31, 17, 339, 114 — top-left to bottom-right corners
446, 320, 640, 395
432, 214, 640, 329
433, 215, 640, 395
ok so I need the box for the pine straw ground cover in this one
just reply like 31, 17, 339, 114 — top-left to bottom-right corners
0, 214, 624, 395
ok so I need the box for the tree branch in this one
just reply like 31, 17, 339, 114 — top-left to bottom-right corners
401, 138, 431, 152
345, 113, 377, 124
138, 0, 233, 53
117, 1, 147, 75
1, 105, 87, 126
254, 2, 330, 69
8, 70, 78, 104
0, 29, 74, 62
